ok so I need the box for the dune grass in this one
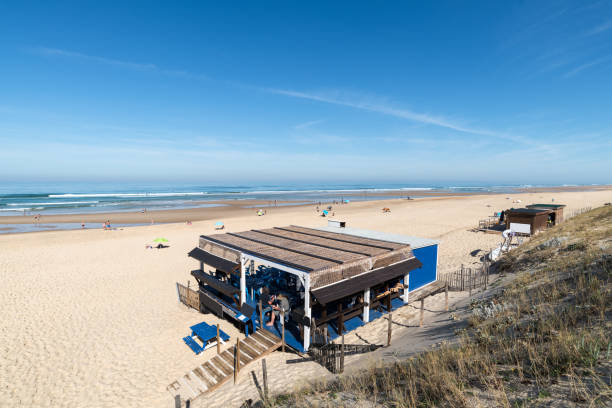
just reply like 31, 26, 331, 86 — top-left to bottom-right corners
264, 206, 612, 407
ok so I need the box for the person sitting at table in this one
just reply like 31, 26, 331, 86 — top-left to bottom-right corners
266, 294, 290, 326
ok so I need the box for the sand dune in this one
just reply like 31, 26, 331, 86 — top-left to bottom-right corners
1, 190, 610, 407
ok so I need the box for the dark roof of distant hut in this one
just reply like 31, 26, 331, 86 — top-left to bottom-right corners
506, 208, 551, 215
197, 225, 423, 289
526, 204, 567, 209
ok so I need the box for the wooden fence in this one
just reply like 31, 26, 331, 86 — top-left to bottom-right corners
442, 262, 490, 292
566, 207, 592, 220
308, 337, 382, 374
176, 282, 200, 310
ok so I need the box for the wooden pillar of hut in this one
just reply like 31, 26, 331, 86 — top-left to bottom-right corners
337, 303, 343, 335
239, 256, 247, 306
362, 288, 370, 323
302, 275, 311, 352
322, 307, 328, 342
402, 272, 410, 304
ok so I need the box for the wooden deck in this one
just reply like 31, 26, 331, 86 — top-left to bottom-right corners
167, 329, 283, 404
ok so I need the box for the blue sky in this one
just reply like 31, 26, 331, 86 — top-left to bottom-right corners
0, 1, 611, 185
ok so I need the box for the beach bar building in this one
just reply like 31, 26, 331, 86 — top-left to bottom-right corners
185, 225, 439, 352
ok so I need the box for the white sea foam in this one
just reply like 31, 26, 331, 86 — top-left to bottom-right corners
8, 201, 99, 206
48, 192, 208, 198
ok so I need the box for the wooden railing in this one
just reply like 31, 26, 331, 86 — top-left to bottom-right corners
176, 282, 200, 310
442, 262, 490, 292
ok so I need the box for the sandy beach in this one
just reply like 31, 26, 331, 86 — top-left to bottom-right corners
1, 189, 611, 407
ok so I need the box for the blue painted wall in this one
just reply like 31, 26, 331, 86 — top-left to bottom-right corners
409, 244, 438, 291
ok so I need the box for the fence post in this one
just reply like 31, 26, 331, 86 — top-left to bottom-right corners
387, 312, 393, 347
234, 338, 240, 384
482, 258, 489, 290
445, 282, 449, 311
216, 324, 221, 354
419, 299, 424, 327
262, 358, 268, 401
174, 395, 181, 408
281, 309, 285, 352
461, 264, 464, 291
340, 334, 345, 373
469, 268, 472, 298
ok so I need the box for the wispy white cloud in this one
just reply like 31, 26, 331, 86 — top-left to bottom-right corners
264, 87, 530, 144
563, 56, 609, 77
294, 119, 325, 130
27, 47, 535, 147
28, 47, 209, 80
584, 19, 612, 36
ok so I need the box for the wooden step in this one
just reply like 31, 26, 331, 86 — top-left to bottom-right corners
211, 356, 232, 376
251, 332, 276, 348
188, 371, 209, 393
243, 336, 266, 353
168, 329, 284, 403
239, 341, 260, 360
193, 367, 215, 389
219, 350, 234, 368
203, 361, 225, 383
259, 328, 281, 343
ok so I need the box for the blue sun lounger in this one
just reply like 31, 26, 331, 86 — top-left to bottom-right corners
183, 321, 230, 354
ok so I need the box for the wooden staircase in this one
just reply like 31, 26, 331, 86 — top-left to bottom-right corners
168, 329, 283, 404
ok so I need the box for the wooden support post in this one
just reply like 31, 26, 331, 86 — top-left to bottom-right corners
363, 288, 370, 322
340, 334, 345, 373
262, 359, 268, 401
386, 292, 392, 313
402, 273, 410, 304
186, 400, 190, 408
258, 299, 263, 329
216, 324, 221, 354
303, 277, 311, 352
311, 318, 316, 344
337, 303, 343, 335
461, 264, 464, 291
322, 308, 328, 343
387, 312, 393, 347
240, 257, 247, 306
445, 282, 449, 311
281, 309, 285, 353
419, 299, 424, 327
174, 395, 181, 408
234, 338, 240, 384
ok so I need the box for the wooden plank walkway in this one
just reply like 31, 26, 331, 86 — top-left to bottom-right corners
167, 329, 283, 405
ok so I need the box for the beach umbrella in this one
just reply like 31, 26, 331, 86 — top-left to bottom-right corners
322, 210, 329, 215
153, 238, 169, 243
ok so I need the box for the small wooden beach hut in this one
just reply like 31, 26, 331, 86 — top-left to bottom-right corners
505, 208, 553, 235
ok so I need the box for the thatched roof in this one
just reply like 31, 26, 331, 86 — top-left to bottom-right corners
198, 225, 420, 289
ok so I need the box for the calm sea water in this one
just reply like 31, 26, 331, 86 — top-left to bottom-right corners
0, 182, 534, 217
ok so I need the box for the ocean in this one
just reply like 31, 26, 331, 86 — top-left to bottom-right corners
0, 182, 533, 217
